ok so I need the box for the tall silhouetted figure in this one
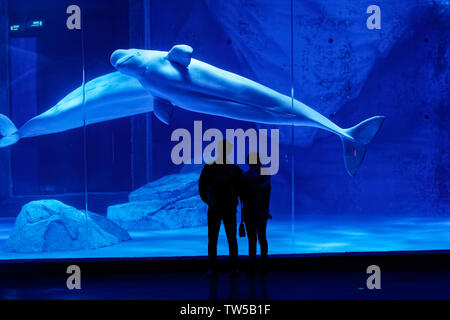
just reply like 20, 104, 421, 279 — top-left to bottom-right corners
241, 152, 271, 272
199, 140, 242, 277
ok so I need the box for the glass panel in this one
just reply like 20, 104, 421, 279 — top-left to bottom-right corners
292, 1, 450, 253
82, 0, 141, 257
78, 0, 294, 259
1, 0, 447, 261
148, 0, 294, 257
0, 0, 87, 258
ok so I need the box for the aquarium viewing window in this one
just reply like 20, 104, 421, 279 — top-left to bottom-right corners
0, 0, 448, 261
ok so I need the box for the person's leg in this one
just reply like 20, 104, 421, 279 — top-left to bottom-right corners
257, 218, 268, 258
207, 208, 221, 273
222, 211, 238, 271
245, 219, 258, 272
257, 218, 268, 271
245, 219, 257, 261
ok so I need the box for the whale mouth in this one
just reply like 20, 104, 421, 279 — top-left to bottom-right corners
115, 54, 135, 67
111, 49, 142, 69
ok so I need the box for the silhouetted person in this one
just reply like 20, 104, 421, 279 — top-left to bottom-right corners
199, 140, 242, 277
241, 153, 271, 272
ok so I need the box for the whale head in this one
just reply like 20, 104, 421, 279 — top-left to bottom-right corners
111, 45, 193, 80
110, 49, 150, 77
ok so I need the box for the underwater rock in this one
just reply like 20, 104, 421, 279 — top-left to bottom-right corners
3, 200, 131, 253
128, 171, 200, 202
108, 196, 207, 231
108, 170, 207, 230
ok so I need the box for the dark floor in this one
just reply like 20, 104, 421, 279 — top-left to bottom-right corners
1, 268, 449, 300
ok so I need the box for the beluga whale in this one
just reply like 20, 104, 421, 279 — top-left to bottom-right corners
110, 44, 385, 175
0, 72, 152, 148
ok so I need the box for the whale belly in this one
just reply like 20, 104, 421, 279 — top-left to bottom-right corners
170, 89, 296, 125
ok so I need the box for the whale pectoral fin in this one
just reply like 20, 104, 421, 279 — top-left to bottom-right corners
153, 98, 174, 125
168, 45, 193, 67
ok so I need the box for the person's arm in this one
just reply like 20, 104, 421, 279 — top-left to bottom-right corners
265, 179, 272, 218
198, 165, 210, 205
236, 167, 244, 202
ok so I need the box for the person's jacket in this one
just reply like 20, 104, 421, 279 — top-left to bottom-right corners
240, 167, 271, 222
199, 162, 243, 211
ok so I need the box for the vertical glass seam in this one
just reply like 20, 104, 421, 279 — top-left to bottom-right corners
145, 0, 152, 183
290, 0, 295, 248
80, 12, 89, 250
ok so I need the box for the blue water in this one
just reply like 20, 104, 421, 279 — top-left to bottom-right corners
0, 0, 448, 259
1, 215, 449, 260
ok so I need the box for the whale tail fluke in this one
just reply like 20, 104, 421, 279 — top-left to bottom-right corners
341, 116, 385, 176
0, 114, 20, 148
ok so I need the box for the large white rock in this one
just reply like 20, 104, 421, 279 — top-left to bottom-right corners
108, 170, 207, 231
128, 172, 200, 202
3, 200, 131, 253
108, 196, 207, 231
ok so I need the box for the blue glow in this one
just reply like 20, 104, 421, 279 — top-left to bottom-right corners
0, 0, 448, 260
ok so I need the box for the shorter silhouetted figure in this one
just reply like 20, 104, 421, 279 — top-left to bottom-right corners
199, 140, 242, 277
241, 153, 271, 272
